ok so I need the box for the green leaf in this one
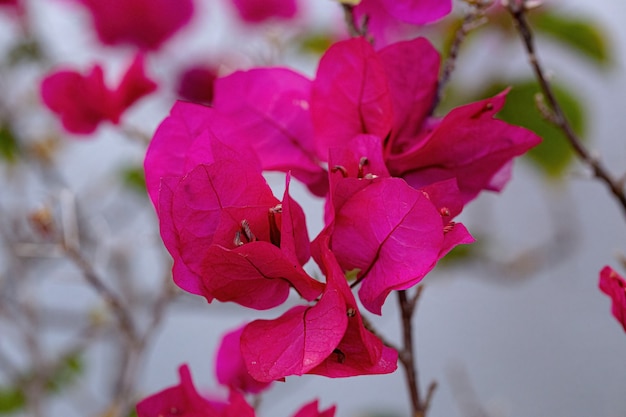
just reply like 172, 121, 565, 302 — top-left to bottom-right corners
120, 165, 147, 195
0, 387, 25, 414
438, 237, 483, 267
297, 33, 334, 55
482, 81, 586, 178
45, 352, 83, 393
0, 124, 19, 163
531, 12, 610, 65
7, 39, 44, 65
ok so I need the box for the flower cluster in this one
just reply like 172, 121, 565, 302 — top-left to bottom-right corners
142, 32, 541, 403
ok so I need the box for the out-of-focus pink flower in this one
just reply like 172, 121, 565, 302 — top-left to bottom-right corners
177, 65, 218, 105
354, 0, 451, 46
231, 0, 297, 23
215, 325, 273, 394
76, 0, 194, 50
41, 54, 156, 135
240, 241, 397, 381
599, 266, 626, 332
0, 0, 18, 7
136, 365, 255, 417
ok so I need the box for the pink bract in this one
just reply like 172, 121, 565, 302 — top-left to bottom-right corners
599, 266, 626, 332
230, 0, 297, 23
216, 325, 272, 394
240, 241, 397, 381
354, 0, 451, 46
324, 175, 473, 314
157, 160, 322, 308
311, 36, 393, 160
311, 37, 541, 205
386, 90, 543, 204
76, 0, 194, 50
213, 68, 327, 196
41, 54, 156, 135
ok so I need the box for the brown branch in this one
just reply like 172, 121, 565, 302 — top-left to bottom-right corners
64, 244, 137, 344
506, 0, 626, 219
397, 286, 435, 417
341, 3, 369, 39
432, 0, 493, 113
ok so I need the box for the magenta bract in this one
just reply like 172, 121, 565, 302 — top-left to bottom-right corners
324, 176, 473, 314
599, 266, 626, 332
216, 325, 273, 394
386, 91, 543, 204
213, 68, 327, 196
41, 54, 156, 135
157, 160, 322, 308
311, 37, 393, 160
312, 37, 541, 205
240, 242, 397, 381
354, 0, 452, 46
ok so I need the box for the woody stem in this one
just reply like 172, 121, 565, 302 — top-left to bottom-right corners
398, 287, 434, 417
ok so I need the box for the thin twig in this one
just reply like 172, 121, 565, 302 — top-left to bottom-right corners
64, 244, 137, 343
397, 287, 434, 417
432, 0, 493, 113
506, 0, 626, 219
341, 4, 369, 39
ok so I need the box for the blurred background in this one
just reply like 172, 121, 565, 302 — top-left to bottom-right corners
1, 0, 626, 416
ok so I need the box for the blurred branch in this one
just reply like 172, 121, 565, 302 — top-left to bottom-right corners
433, 0, 493, 113
506, 0, 626, 220
341, 4, 369, 39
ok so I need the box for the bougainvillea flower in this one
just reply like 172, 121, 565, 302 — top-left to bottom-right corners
291, 400, 336, 417
599, 266, 626, 332
158, 160, 322, 308
215, 325, 273, 394
212, 68, 327, 196
240, 241, 397, 381
41, 54, 156, 135
136, 364, 256, 417
354, 0, 451, 46
311, 36, 541, 205
230, 0, 297, 23
76, 0, 194, 50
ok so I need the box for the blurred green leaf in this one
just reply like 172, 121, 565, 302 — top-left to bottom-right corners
0, 124, 19, 163
531, 12, 610, 65
45, 352, 83, 393
482, 81, 585, 178
7, 39, 44, 65
0, 387, 25, 414
120, 165, 147, 195
297, 33, 334, 55
438, 237, 482, 267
